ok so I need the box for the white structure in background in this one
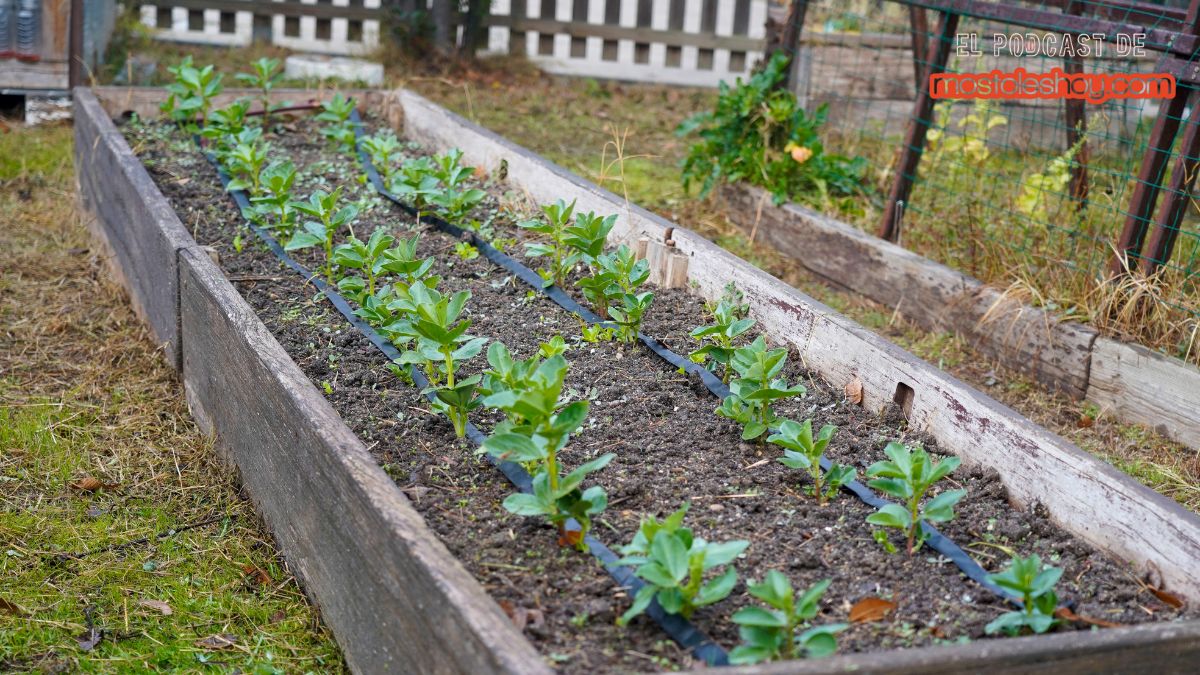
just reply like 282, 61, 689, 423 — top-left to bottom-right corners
484, 0, 768, 88
139, 0, 382, 56
137, 0, 767, 87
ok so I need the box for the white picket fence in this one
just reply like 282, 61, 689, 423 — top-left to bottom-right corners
139, 0, 768, 87
140, 0, 382, 56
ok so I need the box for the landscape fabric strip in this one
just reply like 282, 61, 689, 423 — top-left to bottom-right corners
348, 111, 1022, 607
197, 141, 730, 666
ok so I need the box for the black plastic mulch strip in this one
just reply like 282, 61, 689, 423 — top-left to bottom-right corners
198, 137, 730, 666
349, 113, 1024, 608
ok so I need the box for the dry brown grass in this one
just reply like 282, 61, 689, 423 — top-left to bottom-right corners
0, 123, 343, 671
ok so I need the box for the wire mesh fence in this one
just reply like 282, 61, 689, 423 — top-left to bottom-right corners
791, 0, 1199, 363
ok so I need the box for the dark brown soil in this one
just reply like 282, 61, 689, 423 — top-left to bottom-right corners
123, 113, 1191, 672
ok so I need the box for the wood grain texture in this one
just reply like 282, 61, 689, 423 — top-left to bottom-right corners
179, 248, 545, 675
74, 87, 193, 369
395, 88, 1200, 605
725, 618, 1200, 674
720, 183, 1098, 399
1088, 337, 1200, 449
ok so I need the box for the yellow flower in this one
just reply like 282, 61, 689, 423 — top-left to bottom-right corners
785, 142, 813, 164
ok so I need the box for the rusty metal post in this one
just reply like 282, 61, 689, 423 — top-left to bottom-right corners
68, 0, 84, 89
908, 6, 929, 90
878, 10, 960, 242
1063, 0, 1088, 206
1111, 0, 1200, 275
1141, 90, 1200, 275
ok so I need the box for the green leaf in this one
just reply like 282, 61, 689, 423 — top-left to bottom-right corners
618, 584, 657, 626
866, 504, 911, 530
701, 539, 748, 570
695, 567, 738, 606
481, 433, 544, 463
651, 534, 689, 582
502, 492, 553, 516
731, 606, 787, 628
922, 488, 967, 522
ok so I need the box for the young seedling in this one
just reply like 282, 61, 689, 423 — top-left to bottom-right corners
360, 131, 405, 186
538, 336, 569, 358
201, 100, 250, 156
161, 57, 223, 131
984, 554, 1062, 636
769, 419, 855, 505
487, 433, 615, 551
690, 295, 756, 382
377, 233, 439, 288
729, 573, 847, 664
578, 244, 651, 321
453, 241, 479, 261
392, 156, 441, 221
616, 503, 749, 625
608, 291, 655, 343
519, 199, 580, 288
224, 140, 269, 194
865, 442, 967, 555
333, 227, 395, 297
249, 160, 298, 234
716, 337, 806, 441
284, 187, 359, 283
316, 93, 358, 153
395, 283, 487, 437
563, 210, 618, 263
234, 57, 282, 125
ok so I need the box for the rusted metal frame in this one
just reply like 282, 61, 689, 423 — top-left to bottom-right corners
895, 0, 1197, 54
1141, 86, 1200, 275
1111, 0, 1200, 275
878, 11, 961, 242
907, 6, 930, 90
1045, 0, 1188, 31
69, 0, 84, 89
1064, 0, 1089, 206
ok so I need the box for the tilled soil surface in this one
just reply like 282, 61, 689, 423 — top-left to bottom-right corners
124, 114, 1191, 672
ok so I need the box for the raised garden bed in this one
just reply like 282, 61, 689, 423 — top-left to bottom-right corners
721, 182, 1200, 452
76, 84, 1200, 673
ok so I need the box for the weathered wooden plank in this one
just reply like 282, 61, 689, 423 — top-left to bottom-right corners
719, 183, 1098, 399
395, 88, 1200, 606
726, 618, 1200, 674
1088, 337, 1200, 449
74, 87, 193, 369
178, 247, 546, 675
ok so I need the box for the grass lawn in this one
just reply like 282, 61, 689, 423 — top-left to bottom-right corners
0, 124, 344, 673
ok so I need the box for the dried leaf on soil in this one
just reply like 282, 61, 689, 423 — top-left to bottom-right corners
1055, 606, 1121, 628
137, 599, 172, 616
499, 600, 545, 632
849, 597, 896, 623
1149, 587, 1185, 609
69, 476, 116, 492
0, 596, 26, 616
845, 376, 863, 405
195, 634, 239, 650
241, 563, 271, 586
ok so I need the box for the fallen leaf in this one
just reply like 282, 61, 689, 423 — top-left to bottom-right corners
137, 599, 172, 616
499, 600, 544, 632
269, 609, 287, 623
1149, 587, 1185, 609
929, 625, 947, 638
849, 597, 896, 623
1055, 606, 1121, 628
557, 525, 583, 550
195, 634, 238, 650
1077, 415, 1094, 429
69, 476, 113, 492
0, 596, 25, 616
241, 564, 271, 586
77, 627, 102, 651
845, 376, 863, 405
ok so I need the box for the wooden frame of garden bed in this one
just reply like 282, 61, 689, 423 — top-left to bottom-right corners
719, 182, 1200, 452
76, 85, 1200, 673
